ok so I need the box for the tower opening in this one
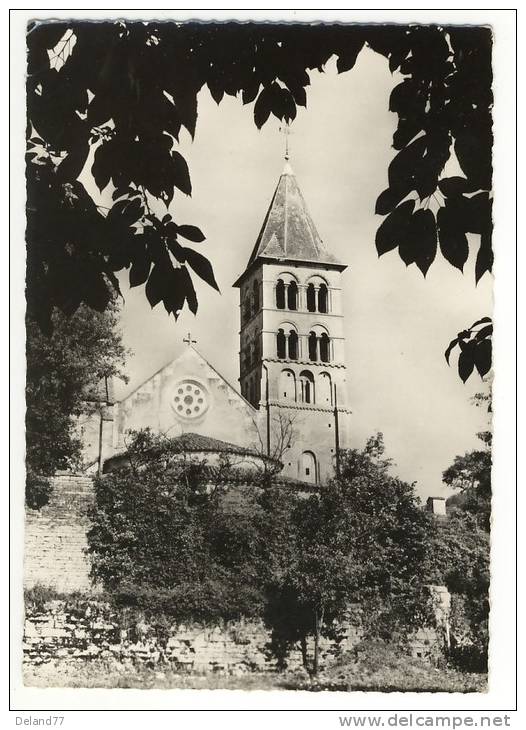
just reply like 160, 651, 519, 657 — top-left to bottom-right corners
299, 370, 315, 404
277, 328, 286, 359
300, 451, 317, 484
276, 280, 285, 310
320, 333, 330, 362
318, 284, 328, 313
307, 283, 316, 312
288, 330, 299, 360
287, 281, 298, 310
308, 331, 318, 361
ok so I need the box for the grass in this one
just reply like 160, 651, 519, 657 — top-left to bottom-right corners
24, 655, 487, 693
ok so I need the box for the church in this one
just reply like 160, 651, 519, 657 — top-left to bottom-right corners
82, 155, 351, 484
84, 155, 352, 486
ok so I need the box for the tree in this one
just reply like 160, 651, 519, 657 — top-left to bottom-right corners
25, 300, 128, 507
259, 434, 433, 674
26, 21, 493, 370
250, 411, 298, 485
443, 387, 492, 531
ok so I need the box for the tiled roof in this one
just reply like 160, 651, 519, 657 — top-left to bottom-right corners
169, 432, 268, 460
246, 161, 343, 268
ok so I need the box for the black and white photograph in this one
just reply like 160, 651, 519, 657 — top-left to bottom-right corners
10, 8, 518, 716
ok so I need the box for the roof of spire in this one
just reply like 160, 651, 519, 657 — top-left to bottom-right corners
245, 162, 344, 270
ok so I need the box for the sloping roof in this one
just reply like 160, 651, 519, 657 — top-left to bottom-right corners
119, 345, 256, 414
246, 161, 342, 268
169, 432, 269, 460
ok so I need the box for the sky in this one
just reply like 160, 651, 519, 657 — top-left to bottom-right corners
102, 47, 492, 501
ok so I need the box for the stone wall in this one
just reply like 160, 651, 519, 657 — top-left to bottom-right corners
24, 475, 96, 593
23, 599, 361, 681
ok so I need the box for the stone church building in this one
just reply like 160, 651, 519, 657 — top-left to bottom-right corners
86, 158, 352, 486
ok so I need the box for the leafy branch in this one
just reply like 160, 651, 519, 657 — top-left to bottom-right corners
445, 317, 492, 383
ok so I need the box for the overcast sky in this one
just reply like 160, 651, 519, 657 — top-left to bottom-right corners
106, 46, 492, 500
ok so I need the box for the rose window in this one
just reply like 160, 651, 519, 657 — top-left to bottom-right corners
172, 380, 209, 419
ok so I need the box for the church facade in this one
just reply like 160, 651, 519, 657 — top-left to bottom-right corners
82, 159, 351, 485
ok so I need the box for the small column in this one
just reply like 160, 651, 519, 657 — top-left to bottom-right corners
284, 332, 290, 359
283, 282, 290, 310
313, 285, 320, 313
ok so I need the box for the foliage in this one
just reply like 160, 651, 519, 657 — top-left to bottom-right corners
445, 318, 493, 383
258, 434, 434, 673
285, 641, 487, 693
423, 424, 491, 672
26, 22, 492, 335
423, 510, 490, 672
25, 300, 128, 507
443, 429, 491, 531
87, 430, 265, 622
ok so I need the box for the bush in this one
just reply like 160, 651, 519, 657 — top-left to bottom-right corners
87, 431, 265, 624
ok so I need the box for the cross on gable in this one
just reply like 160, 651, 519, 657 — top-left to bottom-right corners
183, 332, 197, 347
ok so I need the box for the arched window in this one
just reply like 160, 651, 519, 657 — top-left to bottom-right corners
306, 283, 316, 312
299, 370, 315, 404
320, 333, 330, 362
277, 329, 286, 359
279, 369, 296, 401
276, 279, 285, 310
318, 284, 328, 313
318, 372, 332, 405
287, 281, 298, 311
252, 280, 260, 314
300, 451, 317, 484
308, 331, 318, 361
288, 330, 298, 360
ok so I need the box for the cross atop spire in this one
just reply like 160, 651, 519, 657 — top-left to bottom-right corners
279, 122, 293, 161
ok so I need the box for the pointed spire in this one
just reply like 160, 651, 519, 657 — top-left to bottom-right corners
244, 163, 342, 268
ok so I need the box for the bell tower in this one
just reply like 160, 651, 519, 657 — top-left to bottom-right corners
233, 159, 351, 484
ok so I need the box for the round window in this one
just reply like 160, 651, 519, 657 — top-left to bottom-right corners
172, 379, 209, 419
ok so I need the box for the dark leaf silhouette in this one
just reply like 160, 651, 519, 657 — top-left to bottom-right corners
458, 348, 475, 384
437, 206, 469, 271
177, 224, 206, 243
375, 200, 414, 256
399, 209, 437, 276
444, 317, 493, 382
473, 339, 492, 377
183, 248, 220, 291
145, 264, 166, 308
445, 337, 459, 365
